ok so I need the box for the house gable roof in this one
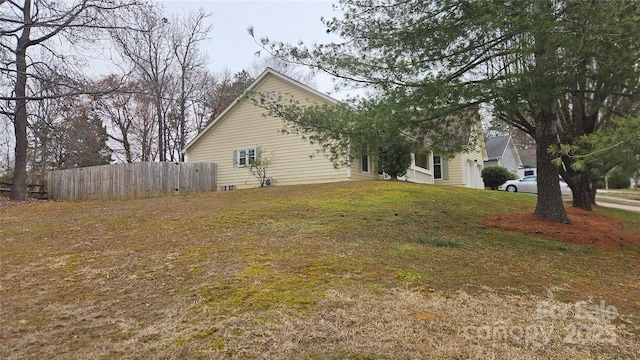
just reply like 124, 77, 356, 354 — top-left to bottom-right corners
485, 135, 510, 160
518, 148, 537, 168
182, 68, 339, 154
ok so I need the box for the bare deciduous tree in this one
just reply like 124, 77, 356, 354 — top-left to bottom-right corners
111, 6, 216, 162
170, 9, 212, 161
248, 55, 316, 88
1, 0, 143, 200
110, 4, 174, 163
190, 70, 219, 133
94, 75, 158, 163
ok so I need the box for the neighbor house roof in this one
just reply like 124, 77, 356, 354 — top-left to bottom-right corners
518, 148, 537, 168
182, 67, 339, 154
485, 135, 511, 160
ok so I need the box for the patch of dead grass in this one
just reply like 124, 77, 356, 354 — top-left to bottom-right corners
1, 181, 639, 358
105, 287, 637, 359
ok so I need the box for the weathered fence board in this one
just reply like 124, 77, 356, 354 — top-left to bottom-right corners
46, 162, 217, 201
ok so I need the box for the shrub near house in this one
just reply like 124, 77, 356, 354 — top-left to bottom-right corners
608, 169, 631, 189
482, 166, 517, 190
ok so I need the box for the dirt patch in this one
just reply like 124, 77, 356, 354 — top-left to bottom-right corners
0, 196, 51, 207
484, 206, 640, 249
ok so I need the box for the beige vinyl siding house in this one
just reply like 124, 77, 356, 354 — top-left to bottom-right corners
402, 124, 488, 189
183, 68, 377, 189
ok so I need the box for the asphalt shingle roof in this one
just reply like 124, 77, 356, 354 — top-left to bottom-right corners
485, 135, 510, 159
518, 148, 537, 167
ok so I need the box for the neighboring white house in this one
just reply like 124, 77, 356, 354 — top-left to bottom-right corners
183, 68, 488, 190
517, 148, 537, 178
484, 134, 522, 175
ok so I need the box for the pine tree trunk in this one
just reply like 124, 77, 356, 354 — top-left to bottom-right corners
533, 113, 570, 223
530, 1, 570, 224
570, 173, 594, 211
589, 176, 597, 205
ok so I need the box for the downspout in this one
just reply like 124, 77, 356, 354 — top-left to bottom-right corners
346, 136, 352, 179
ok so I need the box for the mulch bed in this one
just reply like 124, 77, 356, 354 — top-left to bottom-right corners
484, 206, 640, 249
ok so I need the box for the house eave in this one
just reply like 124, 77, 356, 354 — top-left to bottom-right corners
182, 67, 340, 154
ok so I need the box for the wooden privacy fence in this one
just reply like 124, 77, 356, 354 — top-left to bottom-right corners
46, 162, 217, 201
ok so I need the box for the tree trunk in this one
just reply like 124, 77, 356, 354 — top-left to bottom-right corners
570, 173, 593, 211
533, 112, 570, 223
155, 93, 165, 162
588, 174, 597, 205
124, 135, 133, 163
529, 1, 570, 223
179, 92, 186, 162
560, 165, 596, 211
11, 0, 32, 201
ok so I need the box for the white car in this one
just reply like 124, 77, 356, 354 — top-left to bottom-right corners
501, 176, 572, 196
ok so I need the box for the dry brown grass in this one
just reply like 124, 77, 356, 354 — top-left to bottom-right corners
1, 181, 639, 359
199, 287, 637, 359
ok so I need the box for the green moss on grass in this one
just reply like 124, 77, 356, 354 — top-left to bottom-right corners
196, 258, 337, 317
388, 244, 420, 259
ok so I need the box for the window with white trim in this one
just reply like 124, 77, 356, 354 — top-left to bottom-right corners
433, 155, 448, 180
236, 147, 256, 167
434, 155, 442, 179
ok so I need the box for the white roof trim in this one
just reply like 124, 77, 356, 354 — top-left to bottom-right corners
182, 67, 338, 154
508, 137, 524, 166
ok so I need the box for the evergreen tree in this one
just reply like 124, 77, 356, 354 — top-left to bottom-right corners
255, 0, 640, 222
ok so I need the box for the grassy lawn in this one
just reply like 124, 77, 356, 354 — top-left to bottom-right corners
1, 181, 639, 359
597, 188, 640, 202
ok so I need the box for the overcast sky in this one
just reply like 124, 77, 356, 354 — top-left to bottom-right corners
158, 0, 342, 95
